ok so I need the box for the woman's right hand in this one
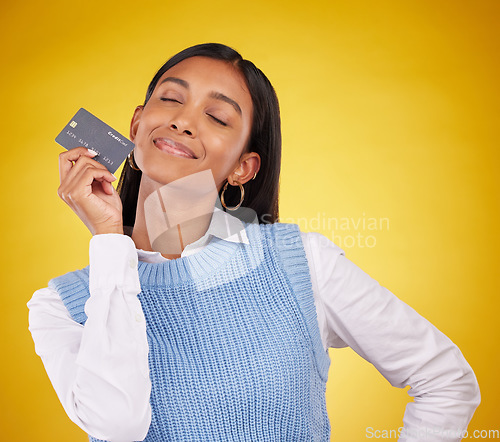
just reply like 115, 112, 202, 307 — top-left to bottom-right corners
58, 147, 124, 235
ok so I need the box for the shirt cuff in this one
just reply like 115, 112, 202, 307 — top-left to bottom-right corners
89, 233, 140, 294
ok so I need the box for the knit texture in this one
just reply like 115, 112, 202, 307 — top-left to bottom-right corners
50, 223, 331, 441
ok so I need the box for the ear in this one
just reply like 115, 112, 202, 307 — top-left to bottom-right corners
227, 152, 261, 185
130, 105, 144, 142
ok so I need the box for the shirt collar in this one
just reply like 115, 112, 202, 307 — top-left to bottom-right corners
137, 206, 249, 262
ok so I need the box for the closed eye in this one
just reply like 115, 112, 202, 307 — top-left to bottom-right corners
160, 97, 181, 104
208, 114, 228, 127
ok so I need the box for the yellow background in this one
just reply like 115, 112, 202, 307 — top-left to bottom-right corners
2, 0, 498, 440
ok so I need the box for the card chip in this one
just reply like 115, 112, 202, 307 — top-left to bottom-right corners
55, 108, 134, 174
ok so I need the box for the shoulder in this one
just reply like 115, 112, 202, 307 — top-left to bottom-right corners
299, 231, 345, 262
47, 266, 91, 325
251, 223, 345, 259
251, 223, 346, 276
48, 266, 90, 293
253, 222, 303, 247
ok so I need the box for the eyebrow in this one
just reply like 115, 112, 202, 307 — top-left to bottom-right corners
159, 76, 242, 115
160, 76, 189, 89
209, 92, 242, 115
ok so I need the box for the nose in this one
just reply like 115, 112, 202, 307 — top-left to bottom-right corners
170, 123, 193, 136
169, 108, 196, 137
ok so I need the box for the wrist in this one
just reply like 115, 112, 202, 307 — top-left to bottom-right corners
93, 226, 124, 236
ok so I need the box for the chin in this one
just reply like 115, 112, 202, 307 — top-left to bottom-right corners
137, 149, 181, 180
141, 158, 199, 185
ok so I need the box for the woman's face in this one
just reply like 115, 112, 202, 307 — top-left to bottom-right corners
131, 56, 255, 188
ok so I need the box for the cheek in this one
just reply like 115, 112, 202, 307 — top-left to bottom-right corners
209, 133, 244, 165
210, 140, 248, 188
135, 105, 165, 136
133, 110, 161, 152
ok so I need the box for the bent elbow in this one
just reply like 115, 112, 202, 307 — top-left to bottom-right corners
86, 408, 151, 442
452, 364, 481, 419
71, 396, 151, 441
467, 373, 481, 411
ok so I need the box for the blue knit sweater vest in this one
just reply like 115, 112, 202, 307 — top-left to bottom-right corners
50, 223, 331, 441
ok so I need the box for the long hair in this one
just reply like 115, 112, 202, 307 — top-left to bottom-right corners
117, 43, 281, 233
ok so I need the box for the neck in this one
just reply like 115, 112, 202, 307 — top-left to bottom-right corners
131, 173, 218, 259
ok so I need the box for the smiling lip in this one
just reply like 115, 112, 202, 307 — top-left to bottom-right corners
153, 138, 197, 159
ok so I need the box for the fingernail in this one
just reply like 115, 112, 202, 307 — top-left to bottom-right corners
88, 149, 98, 156
111, 173, 117, 180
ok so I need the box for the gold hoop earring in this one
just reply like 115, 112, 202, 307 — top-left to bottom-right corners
128, 150, 141, 171
221, 181, 244, 211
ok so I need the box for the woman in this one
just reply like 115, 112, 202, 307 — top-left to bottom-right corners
28, 43, 480, 441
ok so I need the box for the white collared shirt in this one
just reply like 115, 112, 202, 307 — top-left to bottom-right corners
27, 211, 480, 442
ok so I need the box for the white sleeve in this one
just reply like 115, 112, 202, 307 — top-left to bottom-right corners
301, 232, 480, 442
27, 234, 151, 442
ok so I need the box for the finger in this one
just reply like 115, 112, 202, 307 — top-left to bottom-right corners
59, 147, 98, 184
71, 163, 117, 192
64, 159, 110, 191
59, 163, 116, 204
94, 176, 117, 195
60, 152, 112, 192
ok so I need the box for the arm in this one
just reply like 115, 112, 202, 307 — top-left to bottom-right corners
28, 234, 151, 441
302, 232, 480, 442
